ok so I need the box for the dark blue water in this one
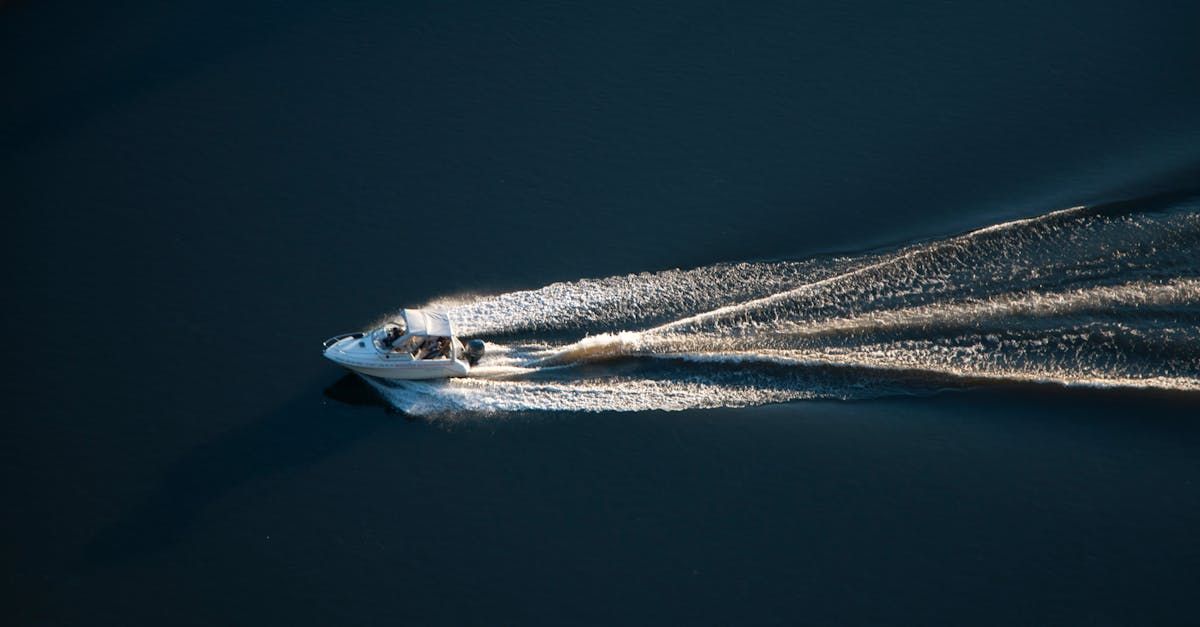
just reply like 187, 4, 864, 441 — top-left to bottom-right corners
5, 1, 1200, 624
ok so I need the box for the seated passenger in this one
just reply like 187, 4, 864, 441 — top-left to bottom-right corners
379, 325, 402, 350
414, 337, 437, 360
415, 337, 450, 359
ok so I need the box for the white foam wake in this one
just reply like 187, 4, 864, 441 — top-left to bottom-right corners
365, 196, 1200, 416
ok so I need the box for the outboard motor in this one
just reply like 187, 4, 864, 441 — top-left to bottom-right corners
464, 339, 486, 365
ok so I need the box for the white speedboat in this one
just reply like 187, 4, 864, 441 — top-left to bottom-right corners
322, 308, 484, 380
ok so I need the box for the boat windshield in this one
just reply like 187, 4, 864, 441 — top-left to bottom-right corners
371, 321, 407, 351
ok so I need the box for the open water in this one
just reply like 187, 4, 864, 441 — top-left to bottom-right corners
4, 1, 1200, 625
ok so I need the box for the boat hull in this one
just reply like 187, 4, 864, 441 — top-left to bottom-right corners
337, 360, 470, 380
323, 335, 471, 380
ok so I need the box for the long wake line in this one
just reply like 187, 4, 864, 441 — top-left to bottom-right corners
371, 196, 1200, 415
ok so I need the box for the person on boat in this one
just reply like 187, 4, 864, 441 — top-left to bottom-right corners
416, 336, 448, 359
380, 325, 403, 350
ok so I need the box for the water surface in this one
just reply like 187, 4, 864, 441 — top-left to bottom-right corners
5, 1, 1200, 625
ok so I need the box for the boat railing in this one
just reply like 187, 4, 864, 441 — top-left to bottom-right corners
322, 332, 364, 351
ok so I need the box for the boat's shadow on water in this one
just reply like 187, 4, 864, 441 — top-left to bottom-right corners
322, 372, 403, 411
83, 375, 400, 565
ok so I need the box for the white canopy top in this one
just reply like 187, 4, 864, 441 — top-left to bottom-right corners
401, 308, 455, 337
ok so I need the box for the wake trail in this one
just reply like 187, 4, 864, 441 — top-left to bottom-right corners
368, 195, 1200, 416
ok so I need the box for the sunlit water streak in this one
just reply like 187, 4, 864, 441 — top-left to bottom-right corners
371, 197, 1200, 416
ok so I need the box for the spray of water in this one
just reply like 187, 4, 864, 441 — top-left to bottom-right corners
369, 196, 1200, 416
